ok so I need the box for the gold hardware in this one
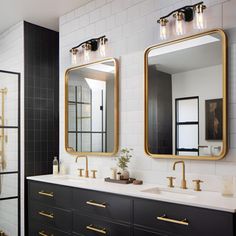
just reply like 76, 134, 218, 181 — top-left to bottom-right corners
77, 168, 84, 177
192, 179, 203, 191
144, 29, 228, 161
167, 176, 176, 188
86, 224, 107, 234
195, 3, 206, 14
38, 211, 54, 219
86, 200, 107, 208
0, 87, 7, 194
91, 170, 97, 179
172, 160, 187, 189
77, 116, 91, 119
76, 156, 89, 178
0, 230, 5, 236
157, 214, 189, 226
39, 231, 54, 236
38, 191, 54, 198
65, 58, 119, 157
173, 11, 185, 21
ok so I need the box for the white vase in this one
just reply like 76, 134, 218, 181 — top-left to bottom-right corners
121, 169, 129, 180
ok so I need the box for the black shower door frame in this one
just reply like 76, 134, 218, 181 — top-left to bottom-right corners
0, 70, 20, 236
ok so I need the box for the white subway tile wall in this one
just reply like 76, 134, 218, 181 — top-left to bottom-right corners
60, 0, 236, 192
0, 21, 24, 236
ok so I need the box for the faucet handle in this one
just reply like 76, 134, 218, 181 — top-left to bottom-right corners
167, 176, 176, 188
192, 179, 203, 191
78, 168, 84, 177
91, 170, 98, 179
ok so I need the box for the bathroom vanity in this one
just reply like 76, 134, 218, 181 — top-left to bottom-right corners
27, 175, 236, 236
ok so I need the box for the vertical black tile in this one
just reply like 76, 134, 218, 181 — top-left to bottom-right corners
24, 21, 59, 177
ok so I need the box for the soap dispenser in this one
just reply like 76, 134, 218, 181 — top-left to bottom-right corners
53, 156, 59, 175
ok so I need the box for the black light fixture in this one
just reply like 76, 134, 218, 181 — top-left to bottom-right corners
70, 35, 108, 64
157, 2, 206, 40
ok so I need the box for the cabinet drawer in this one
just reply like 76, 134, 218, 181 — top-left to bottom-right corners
29, 180, 72, 208
134, 198, 234, 236
73, 188, 132, 223
29, 200, 72, 233
73, 212, 131, 236
29, 220, 71, 236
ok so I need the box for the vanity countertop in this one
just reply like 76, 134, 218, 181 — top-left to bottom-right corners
27, 174, 236, 213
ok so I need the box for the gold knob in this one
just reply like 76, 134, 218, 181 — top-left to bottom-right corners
167, 176, 176, 188
78, 168, 84, 177
91, 170, 98, 179
192, 179, 203, 191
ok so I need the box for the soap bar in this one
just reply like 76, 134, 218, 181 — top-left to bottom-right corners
133, 180, 143, 185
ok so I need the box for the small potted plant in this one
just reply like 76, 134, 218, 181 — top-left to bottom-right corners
117, 148, 133, 180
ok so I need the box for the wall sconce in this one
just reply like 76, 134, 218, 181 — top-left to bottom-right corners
159, 18, 168, 40
99, 37, 108, 57
83, 43, 91, 62
69, 35, 108, 64
157, 2, 206, 40
174, 12, 185, 36
194, 4, 207, 29
70, 48, 78, 65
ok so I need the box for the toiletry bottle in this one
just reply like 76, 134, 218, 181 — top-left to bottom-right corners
53, 156, 59, 175
60, 161, 67, 175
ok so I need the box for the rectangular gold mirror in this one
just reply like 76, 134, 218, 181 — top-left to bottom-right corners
65, 58, 119, 156
144, 29, 227, 160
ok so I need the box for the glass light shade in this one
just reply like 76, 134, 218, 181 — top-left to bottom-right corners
99, 37, 107, 57
83, 44, 91, 63
194, 4, 207, 30
71, 49, 78, 65
174, 12, 185, 36
159, 19, 168, 40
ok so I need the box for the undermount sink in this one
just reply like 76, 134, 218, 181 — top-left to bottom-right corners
50, 175, 87, 183
141, 187, 197, 199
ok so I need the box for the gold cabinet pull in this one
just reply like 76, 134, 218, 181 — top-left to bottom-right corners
157, 214, 189, 226
86, 200, 107, 208
86, 224, 107, 235
38, 211, 54, 219
38, 191, 54, 198
39, 231, 54, 236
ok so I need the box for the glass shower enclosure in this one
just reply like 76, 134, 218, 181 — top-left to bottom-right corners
0, 70, 20, 236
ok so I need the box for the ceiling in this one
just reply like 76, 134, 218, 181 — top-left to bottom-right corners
149, 41, 222, 74
0, 0, 90, 33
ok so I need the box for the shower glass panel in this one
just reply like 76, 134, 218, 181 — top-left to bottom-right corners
0, 70, 20, 236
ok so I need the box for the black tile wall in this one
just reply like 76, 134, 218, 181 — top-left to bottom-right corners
24, 22, 59, 177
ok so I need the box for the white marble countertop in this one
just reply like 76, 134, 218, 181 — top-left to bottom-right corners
27, 174, 236, 213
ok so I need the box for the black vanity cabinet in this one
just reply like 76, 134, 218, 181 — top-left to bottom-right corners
134, 198, 235, 236
28, 180, 236, 236
28, 180, 132, 236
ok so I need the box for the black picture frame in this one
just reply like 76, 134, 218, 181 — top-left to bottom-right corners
205, 98, 223, 140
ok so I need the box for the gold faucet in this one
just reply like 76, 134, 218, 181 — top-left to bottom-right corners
172, 160, 187, 189
75, 155, 89, 178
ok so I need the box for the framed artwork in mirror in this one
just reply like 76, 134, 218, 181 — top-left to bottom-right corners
205, 98, 223, 141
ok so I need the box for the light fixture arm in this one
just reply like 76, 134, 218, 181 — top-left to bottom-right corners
157, 1, 205, 23
70, 35, 107, 52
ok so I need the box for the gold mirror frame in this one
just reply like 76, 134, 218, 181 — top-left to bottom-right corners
65, 58, 119, 156
144, 29, 228, 160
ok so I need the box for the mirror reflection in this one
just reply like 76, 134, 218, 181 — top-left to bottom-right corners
65, 58, 118, 155
145, 30, 227, 159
